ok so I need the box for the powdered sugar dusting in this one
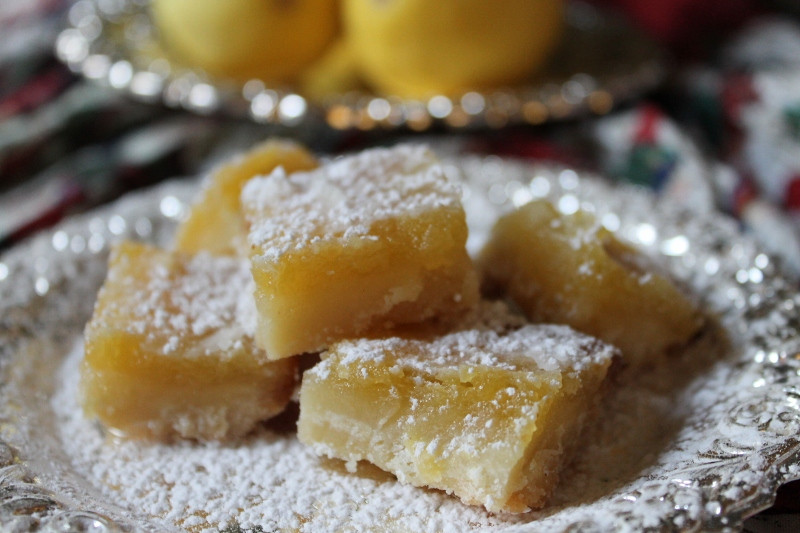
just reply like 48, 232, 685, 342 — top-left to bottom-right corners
49, 323, 731, 532
90, 243, 260, 359
4, 156, 800, 532
315, 301, 618, 381
242, 145, 462, 261
54, 340, 531, 532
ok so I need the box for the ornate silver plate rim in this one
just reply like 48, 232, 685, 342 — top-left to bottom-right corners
2, 155, 800, 531
54, 0, 666, 131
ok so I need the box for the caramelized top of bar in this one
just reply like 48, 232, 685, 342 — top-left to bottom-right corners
242, 145, 462, 261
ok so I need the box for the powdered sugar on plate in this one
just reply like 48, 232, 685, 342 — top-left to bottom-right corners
46, 311, 733, 532
2, 154, 800, 532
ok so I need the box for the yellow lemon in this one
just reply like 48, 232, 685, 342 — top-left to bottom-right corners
343, 0, 564, 98
151, 0, 339, 84
299, 38, 362, 102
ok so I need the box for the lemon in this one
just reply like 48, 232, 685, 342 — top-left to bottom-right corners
298, 39, 362, 102
151, 0, 339, 84
343, 0, 564, 98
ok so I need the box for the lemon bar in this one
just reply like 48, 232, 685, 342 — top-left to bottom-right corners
298, 302, 617, 513
81, 241, 296, 441
479, 200, 703, 366
174, 138, 318, 256
242, 144, 479, 359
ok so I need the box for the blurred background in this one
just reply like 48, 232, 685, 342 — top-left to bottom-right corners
2, 0, 800, 271
1, 0, 800, 528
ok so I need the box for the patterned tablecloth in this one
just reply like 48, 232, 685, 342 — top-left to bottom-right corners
1, 0, 799, 530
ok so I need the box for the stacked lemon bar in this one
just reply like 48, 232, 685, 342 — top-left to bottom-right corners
174, 138, 318, 256
81, 140, 316, 441
81, 241, 296, 441
82, 142, 700, 511
298, 300, 616, 512
240, 144, 479, 359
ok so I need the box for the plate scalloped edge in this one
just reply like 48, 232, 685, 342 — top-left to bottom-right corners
1, 156, 800, 532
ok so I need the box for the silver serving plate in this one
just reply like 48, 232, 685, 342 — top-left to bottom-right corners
1, 156, 800, 531
55, 0, 665, 131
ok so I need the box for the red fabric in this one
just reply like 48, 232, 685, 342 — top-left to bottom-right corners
588, 0, 760, 54
633, 105, 662, 145
785, 176, 800, 211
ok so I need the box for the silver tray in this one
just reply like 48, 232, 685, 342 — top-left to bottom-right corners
55, 0, 665, 131
2, 155, 800, 532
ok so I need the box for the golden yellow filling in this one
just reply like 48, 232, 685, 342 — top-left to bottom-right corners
243, 145, 479, 359
174, 138, 318, 256
298, 302, 616, 512
81, 241, 296, 441
480, 200, 703, 366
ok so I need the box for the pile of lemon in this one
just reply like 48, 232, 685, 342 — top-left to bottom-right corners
152, 0, 564, 100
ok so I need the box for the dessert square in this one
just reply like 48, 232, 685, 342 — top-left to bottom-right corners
241, 144, 479, 359
479, 200, 703, 366
298, 302, 617, 513
81, 241, 296, 441
174, 138, 318, 256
